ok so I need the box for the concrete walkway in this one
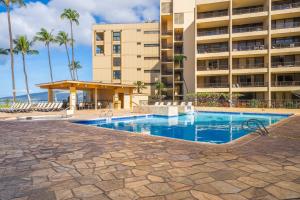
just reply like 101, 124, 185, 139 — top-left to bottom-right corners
0, 116, 299, 200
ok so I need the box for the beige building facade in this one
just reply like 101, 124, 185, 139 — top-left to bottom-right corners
161, 0, 300, 106
92, 22, 160, 95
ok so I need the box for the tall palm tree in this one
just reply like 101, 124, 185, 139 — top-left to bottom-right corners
72, 60, 81, 80
174, 54, 189, 93
0, 0, 25, 102
13, 36, 38, 103
61, 9, 80, 80
0, 48, 8, 55
34, 28, 55, 83
56, 31, 73, 80
155, 81, 165, 101
134, 81, 147, 94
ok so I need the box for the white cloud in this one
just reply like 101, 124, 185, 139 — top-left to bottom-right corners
0, 0, 159, 49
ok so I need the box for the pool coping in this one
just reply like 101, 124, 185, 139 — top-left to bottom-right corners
71, 111, 294, 147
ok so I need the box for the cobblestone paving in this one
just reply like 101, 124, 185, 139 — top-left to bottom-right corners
0, 116, 299, 200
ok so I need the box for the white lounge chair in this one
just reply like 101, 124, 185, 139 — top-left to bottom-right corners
6, 103, 26, 113
154, 102, 159, 106
173, 102, 178, 106
180, 102, 186, 106
166, 102, 172, 106
159, 102, 165, 106
187, 102, 193, 106
0, 103, 19, 112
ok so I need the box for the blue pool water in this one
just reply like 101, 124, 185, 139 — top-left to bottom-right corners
74, 112, 290, 144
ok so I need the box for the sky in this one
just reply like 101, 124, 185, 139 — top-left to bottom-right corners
0, 0, 159, 98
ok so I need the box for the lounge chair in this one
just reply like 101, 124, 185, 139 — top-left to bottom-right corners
166, 102, 172, 106
187, 102, 193, 106
173, 102, 178, 106
0, 103, 19, 112
6, 103, 26, 113
154, 102, 159, 106
42, 103, 57, 112
35, 102, 46, 111
18, 104, 32, 113
40, 103, 54, 112
159, 102, 165, 106
180, 102, 186, 106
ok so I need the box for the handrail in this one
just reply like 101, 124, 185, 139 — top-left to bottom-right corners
272, 61, 300, 68
233, 6, 264, 15
272, 22, 300, 30
271, 42, 300, 49
241, 119, 269, 136
272, 2, 300, 11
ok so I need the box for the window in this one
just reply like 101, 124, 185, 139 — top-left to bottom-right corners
96, 32, 104, 41
137, 29, 141, 32
161, 2, 172, 13
137, 55, 142, 58
113, 32, 121, 41
113, 45, 121, 54
95, 45, 104, 54
144, 30, 160, 34
137, 42, 141, 45
144, 57, 160, 60
144, 44, 159, 47
137, 68, 141, 71
113, 70, 121, 80
174, 13, 184, 24
113, 57, 121, 66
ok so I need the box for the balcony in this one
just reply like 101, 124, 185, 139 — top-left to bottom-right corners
272, 42, 300, 49
174, 34, 183, 42
161, 44, 173, 50
272, 22, 300, 30
161, 31, 173, 37
197, 10, 228, 19
198, 46, 228, 54
272, 81, 300, 87
198, 65, 228, 71
233, 6, 264, 15
233, 63, 266, 69
272, 61, 300, 68
233, 26, 264, 34
161, 2, 173, 14
200, 83, 229, 88
272, 2, 300, 11
161, 57, 173, 63
161, 69, 173, 76
198, 28, 228, 36
233, 45, 266, 51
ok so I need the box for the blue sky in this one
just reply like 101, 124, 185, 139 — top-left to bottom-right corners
0, 0, 159, 98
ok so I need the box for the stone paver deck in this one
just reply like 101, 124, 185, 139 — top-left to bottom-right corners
0, 115, 300, 200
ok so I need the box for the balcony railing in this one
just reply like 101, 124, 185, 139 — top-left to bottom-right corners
272, 81, 300, 87
161, 44, 173, 49
198, 29, 228, 36
161, 70, 173, 76
174, 35, 183, 41
161, 31, 173, 36
198, 65, 229, 71
272, 2, 300, 11
272, 42, 300, 49
198, 47, 229, 53
174, 49, 184, 54
272, 61, 300, 68
272, 22, 300, 29
234, 82, 267, 87
199, 83, 229, 88
233, 45, 265, 51
161, 58, 173, 62
233, 6, 264, 15
233, 26, 264, 33
233, 63, 266, 69
197, 10, 228, 19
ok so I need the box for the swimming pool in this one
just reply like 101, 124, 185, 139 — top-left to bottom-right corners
74, 112, 291, 144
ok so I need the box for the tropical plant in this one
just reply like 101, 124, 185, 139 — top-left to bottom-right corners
174, 54, 189, 93
56, 31, 73, 80
13, 36, 39, 103
134, 81, 147, 94
34, 28, 55, 82
155, 81, 165, 101
72, 60, 81, 80
0, 0, 25, 102
0, 48, 8, 55
61, 8, 80, 80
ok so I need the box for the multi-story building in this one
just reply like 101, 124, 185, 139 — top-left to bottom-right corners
161, 0, 300, 106
92, 22, 160, 95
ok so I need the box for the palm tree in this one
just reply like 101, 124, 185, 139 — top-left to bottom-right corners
0, 0, 25, 102
0, 48, 8, 55
174, 54, 189, 93
13, 36, 38, 103
61, 9, 80, 80
56, 31, 73, 80
155, 81, 165, 101
134, 81, 147, 94
72, 61, 82, 80
34, 28, 55, 82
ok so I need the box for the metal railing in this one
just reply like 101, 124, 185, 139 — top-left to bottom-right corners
272, 61, 300, 68
233, 6, 264, 15
272, 22, 300, 29
198, 46, 229, 53
197, 10, 228, 19
272, 2, 300, 11
233, 63, 266, 69
234, 82, 268, 87
272, 81, 300, 87
161, 58, 173, 62
198, 65, 229, 71
198, 28, 228, 36
199, 83, 230, 88
161, 31, 173, 36
272, 42, 300, 49
161, 70, 173, 75
161, 45, 173, 49
271, 99, 300, 109
233, 45, 265, 51
233, 26, 264, 33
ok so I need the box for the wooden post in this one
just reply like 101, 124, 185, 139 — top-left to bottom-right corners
48, 89, 54, 103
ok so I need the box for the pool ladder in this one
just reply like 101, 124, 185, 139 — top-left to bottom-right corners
241, 119, 269, 136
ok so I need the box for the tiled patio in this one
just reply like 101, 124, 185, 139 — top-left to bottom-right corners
0, 116, 299, 200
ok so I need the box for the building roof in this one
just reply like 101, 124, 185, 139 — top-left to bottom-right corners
36, 80, 136, 90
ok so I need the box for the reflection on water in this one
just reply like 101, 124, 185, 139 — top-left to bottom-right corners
92, 112, 288, 144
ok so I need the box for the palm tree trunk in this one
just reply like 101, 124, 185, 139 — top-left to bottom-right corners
70, 21, 75, 80
22, 53, 31, 103
76, 69, 79, 80
6, 5, 16, 102
47, 44, 54, 82
64, 43, 73, 80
